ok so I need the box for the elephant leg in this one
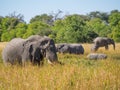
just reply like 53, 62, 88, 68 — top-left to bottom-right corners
95, 47, 99, 51
9, 58, 15, 65
93, 47, 99, 52
3, 57, 9, 66
40, 60, 44, 66
17, 57, 22, 65
18, 60, 22, 65
31, 58, 35, 65
33, 60, 43, 66
91, 45, 99, 52
32, 60, 37, 65
37, 60, 40, 66
22, 59, 26, 67
29, 55, 33, 63
105, 45, 108, 50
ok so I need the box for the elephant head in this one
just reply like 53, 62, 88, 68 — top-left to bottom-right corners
22, 41, 45, 66
106, 38, 115, 50
38, 37, 58, 64
29, 43, 45, 65
56, 43, 68, 53
25, 35, 60, 65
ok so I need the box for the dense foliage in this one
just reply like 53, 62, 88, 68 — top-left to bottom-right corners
0, 10, 120, 43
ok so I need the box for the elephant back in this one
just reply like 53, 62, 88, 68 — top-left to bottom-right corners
26, 35, 43, 42
69, 44, 84, 54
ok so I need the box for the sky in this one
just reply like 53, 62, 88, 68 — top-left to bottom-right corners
0, 0, 120, 23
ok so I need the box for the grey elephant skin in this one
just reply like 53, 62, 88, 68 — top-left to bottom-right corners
26, 35, 58, 64
2, 38, 25, 65
91, 37, 115, 52
87, 53, 107, 60
56, 43, 84, 54
2, 38, 45, 66
2, 35, 59, 66
22, 41, 45, 66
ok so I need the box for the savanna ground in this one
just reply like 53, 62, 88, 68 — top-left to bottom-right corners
0, 42, 120, 90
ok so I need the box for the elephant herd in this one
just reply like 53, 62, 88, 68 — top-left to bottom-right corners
2, 35, 115, 66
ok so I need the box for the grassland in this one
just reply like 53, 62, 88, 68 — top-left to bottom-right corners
0, 42, 120, 90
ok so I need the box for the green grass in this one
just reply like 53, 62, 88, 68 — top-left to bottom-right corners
0, 43, 120, 90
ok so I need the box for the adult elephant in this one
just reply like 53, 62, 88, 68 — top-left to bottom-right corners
2, 35, 59, 66
56, 43, 69, 53
56, 43, 84, 54
22, 40, 46, 66
91, 37, 115, 52
26, 35, 58, 64
87, 53, 107, 60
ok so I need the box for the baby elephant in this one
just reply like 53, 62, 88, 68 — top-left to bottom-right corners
87, 53, 107, 60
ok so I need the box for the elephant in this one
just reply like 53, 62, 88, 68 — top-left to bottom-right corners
26, 35, 59, 65
56, 43, 84, 54
87, 53, 107, 60
2, 35, 59, 66
2, 38, 46, 66
22, 41, 46, 66
91, 37, 115, 52
56, 43, 69, 53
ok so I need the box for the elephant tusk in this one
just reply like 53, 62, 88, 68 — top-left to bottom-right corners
48, 59, 54, 65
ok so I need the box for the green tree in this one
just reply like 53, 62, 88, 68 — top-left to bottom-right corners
23, 21, 51, 38
109, 12, 120, 42
86, 18, 110, 37
52, 14, 87, 43
0, 16, 4, 40
1, 29, 16, 41
1, 13, 25, 31
0, 13, 25, 41
30, 14, 54, 25
88, 11, 109, 23
15, 23, 27, 38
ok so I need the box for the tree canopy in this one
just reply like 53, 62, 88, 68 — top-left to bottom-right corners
0, 10, 120, 43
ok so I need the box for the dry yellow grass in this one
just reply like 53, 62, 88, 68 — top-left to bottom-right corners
0, 42, 120, 90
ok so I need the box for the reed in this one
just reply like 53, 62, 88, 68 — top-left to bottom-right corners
0, 42, 120, 90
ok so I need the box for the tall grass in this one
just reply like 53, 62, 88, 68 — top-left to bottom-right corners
0, 42, 120, 90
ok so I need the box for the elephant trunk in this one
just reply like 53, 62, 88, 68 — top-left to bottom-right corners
108, 38, 115, 50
